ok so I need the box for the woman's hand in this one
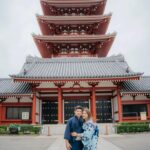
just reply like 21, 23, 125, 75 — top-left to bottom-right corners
71, 132, 78, 136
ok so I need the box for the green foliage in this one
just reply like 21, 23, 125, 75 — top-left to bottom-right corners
0, 125, 8, 131
0, 126, 9, 134
32, 126, 41, 134
19, 124, 41, 134
9, 124, 19, 134
19, 124, 34, 134
119, 122, 150, 125
116, 122, 150, 133
0, 124, 41, 135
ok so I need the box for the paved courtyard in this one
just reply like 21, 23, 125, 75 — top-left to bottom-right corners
0, 133, 150, 150
105, 133, 150, 150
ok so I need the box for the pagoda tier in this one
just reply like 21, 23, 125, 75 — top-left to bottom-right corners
33, 33, 116, 58
37, 14, 111, 35
40, 0, 107, 16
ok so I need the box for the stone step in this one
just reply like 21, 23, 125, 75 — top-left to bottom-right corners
41, 123, 116, 136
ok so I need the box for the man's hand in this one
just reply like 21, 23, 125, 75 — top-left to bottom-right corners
71, 132, 78, 137
65, 140, 72, 150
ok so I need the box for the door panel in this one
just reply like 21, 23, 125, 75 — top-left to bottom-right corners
42, 100, 58, 124
96, 99, 112, 123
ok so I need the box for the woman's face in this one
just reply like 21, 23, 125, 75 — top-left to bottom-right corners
82, 111, 88, 120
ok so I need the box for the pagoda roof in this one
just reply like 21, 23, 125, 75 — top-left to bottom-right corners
11, 55, 142, 83
37, 14, 111, 35
41, 0, 106, 7
33, 33, 116, 43
0, 78, 32, 98
33, 33, 116, 57
36, 14, 111, 24
41, 0, 107, 15
121, 76, 150, 95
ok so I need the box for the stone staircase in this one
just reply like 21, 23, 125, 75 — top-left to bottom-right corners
41, 123, 117, 136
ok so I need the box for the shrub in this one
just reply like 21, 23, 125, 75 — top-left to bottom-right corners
0, 125, 8, 131
0, 124, 41, 135
9, 124, 20, 134
116, 123, 150, 134
19, 124, 41, 134
32, 126, 41, 134
0, 125, 9, 134
20, 124, 33, 134
0, 128, 9, 134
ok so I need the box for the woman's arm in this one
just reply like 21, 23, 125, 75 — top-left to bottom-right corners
81, 123, 95, 143
71, 123, 95, 139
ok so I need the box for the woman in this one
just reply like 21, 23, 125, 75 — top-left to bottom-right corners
71, 108, 99, 150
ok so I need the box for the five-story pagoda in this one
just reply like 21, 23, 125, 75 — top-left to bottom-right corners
34, 0, 116, 58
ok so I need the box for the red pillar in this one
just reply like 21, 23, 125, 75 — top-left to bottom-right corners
92, 87, 97, 122
32, 93, 36, 124
58, 87, 63, 124
90, 93, 93, 114
117, 87, 123, 122
147, 103, 150, 118
0, 103, 2, 125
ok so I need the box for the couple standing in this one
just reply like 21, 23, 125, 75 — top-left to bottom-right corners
64, 106, 99, 150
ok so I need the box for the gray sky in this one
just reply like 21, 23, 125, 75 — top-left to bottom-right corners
0, 0, 150, 78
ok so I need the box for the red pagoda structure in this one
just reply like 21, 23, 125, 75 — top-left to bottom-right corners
0, 0, 150, 125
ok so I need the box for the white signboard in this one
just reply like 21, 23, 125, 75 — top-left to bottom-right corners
22, 112, 29, 120
140, 112, 147, 121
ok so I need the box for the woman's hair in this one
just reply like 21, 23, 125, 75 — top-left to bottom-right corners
83, 108, 92, 121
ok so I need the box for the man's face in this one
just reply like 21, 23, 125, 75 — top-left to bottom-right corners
74, 109, 82, 118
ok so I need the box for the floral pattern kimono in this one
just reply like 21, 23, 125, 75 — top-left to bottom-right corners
80, 119, 99, 150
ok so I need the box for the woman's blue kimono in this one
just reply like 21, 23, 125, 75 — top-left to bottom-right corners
81, 120, 99, 150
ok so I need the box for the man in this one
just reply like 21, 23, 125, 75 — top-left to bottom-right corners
64, 106, 83, 150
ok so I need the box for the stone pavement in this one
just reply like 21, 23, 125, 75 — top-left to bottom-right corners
0, 134, 122, 150
46, 135, 122, 150
99, 138, 122, 150
1, 133, 150, 150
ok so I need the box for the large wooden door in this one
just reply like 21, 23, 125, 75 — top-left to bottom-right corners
64, 100, 89, 124
96, 99, 112, 123
42, 100, 58, 124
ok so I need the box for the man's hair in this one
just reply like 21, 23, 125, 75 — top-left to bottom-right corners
74, 105, 83, 111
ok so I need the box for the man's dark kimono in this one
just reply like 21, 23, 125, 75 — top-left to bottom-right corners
64, 116, 83, 150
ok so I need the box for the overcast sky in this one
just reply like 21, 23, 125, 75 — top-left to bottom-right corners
0, 0, 150, 78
